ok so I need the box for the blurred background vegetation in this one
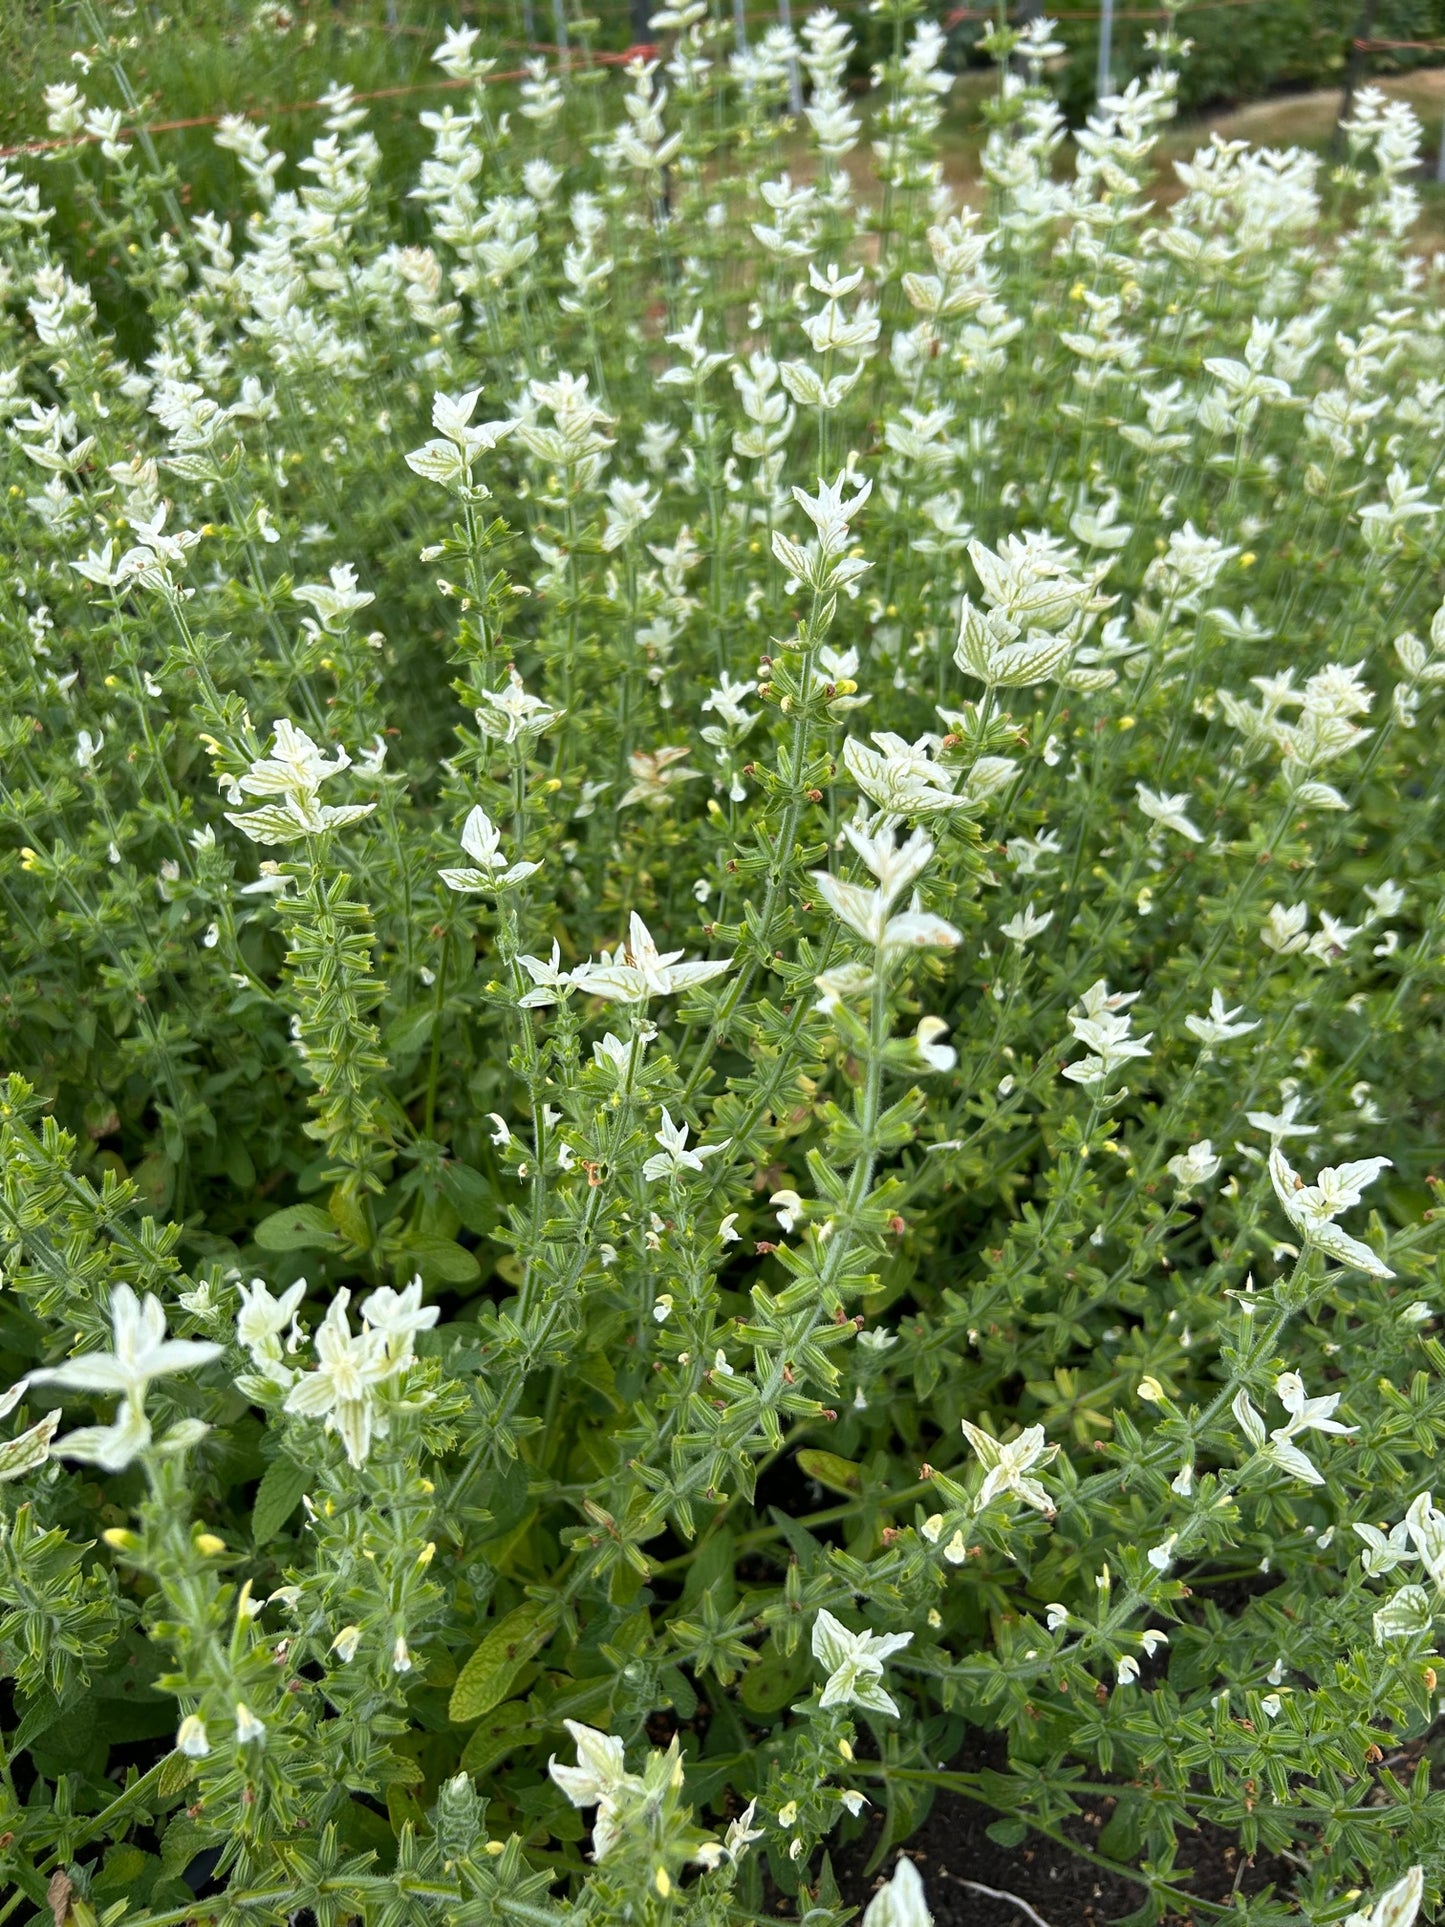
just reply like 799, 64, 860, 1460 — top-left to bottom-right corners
2, 2, 1443, 226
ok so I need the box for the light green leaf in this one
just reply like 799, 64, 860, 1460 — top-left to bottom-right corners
450, 1604, 553, 1723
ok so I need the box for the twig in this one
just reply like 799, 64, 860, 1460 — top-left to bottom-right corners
952, 1880, 1056, 1927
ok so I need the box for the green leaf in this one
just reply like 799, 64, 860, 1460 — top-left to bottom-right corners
450, 1603, 553, 1723
440, 1161, 501, 1235
681, 1527, 736, 1610
459, 1696, 534, 1774
252, 1459, 308, 1544
401, 1234, 482, 1286
254, 1204, 339, 1252
985, 1817, 1028, 1849
796, 1448, 862, 1495
740, 1645, 811, 1716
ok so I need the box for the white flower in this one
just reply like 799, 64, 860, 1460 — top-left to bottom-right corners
293, 563, 375, 631
516, 942, 574, 1008
620, 745, 703, 808
914, 1017, 956, 1071
1063, 982, 1152, 1090
812, 1608, 913, 1719
282, 1289, 399, 1468
331, 1624, 363, 1662
438, 805, 540, 893
548, 1721, 644, 1862
1261, 901, 1310, 954
1242, 1368, 1360, 1486
1403, 1492, 1445, 1590
360, 1277, 439, 1364
642, 1108, 730, 1182
1246, 1093, 1318, 1142
771, 1189, 806, 1232
75, 728, 104, 770
1001, 901, 1054, 945
1136, 784, 1203, 843
176, 1714, 210, 1758
34, 1284, 221, 1472
235, 1276, 307, 1384
1166, 1140, 1221, 1191
1185, 990, 1259, 1048
1353, 1519, 1414, 1577
843, 732, 962, 817
1045, 1603, 1069, 1631
571, 913, 733, 1004
0, 1392, 60, 1484
695, 1798, 766, 1869
811, 824, 961, 954
223, 719, 375, 846
1116, 1655, 1140, 1685
234, 1703, 265, 1745
960, 1417, 1059, 1515
862, 1856, 930, 1927
722, 1800, 766, 1861
1269, 1146, 1393, 1277
1343, 1867, 1424, 1927
474, 668, 563, 744
407, 389, 514, 489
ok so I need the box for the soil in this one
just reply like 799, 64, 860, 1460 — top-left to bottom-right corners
824, 1732, 1298, 1927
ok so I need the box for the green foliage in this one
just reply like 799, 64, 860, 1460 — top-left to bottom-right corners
0, 8, 1444, 1927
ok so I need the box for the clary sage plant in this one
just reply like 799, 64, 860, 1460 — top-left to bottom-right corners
1, 7, 1444, 1925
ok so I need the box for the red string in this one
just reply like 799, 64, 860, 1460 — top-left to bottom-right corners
0, 44, 659, 160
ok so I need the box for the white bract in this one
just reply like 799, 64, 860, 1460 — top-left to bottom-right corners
1269, 1147, 1393, 1277
32, 1286, 220, 1472
811, 1609, 913, 1718
223, 719, 376, 845
438, 805, 541, 892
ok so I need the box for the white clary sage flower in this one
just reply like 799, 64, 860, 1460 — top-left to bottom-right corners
280, 1282, 437, 1468
861, 1855, 930, 1927
811, 1608, 914, 1718
30, 1284, 221, 1471
1001, 901, 1053, 946
548, 1720, 687, 1863
1166, 1139, 1221, 1191
438, 804, 540, 893
960, 1416, 1060, 1515
1233, 1371, 1358, 1487
0, 1379, 60, 1483
1268, 1145, 1393, 1277
235, 1276, 307, 1387
642, 1106, 731, 1182
1185, 989, 1259, 1048
810, 823, 961, 954
843, 732, 963, 818
222, 719, 376, 846
571, 911, 733, 1004
1062, 979, 1152, 1090
1343, 1867, 1424, 1927
1135, 783, 1204, 843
